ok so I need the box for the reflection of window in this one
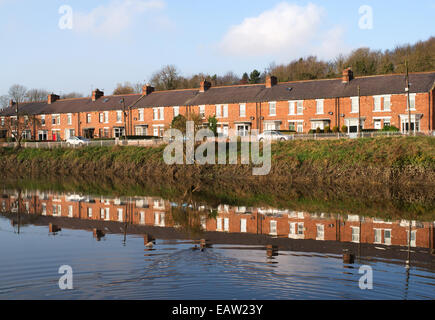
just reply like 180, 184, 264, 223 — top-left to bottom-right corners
374, 229, 382, 244
316, 224, 324, 240
352, 227, 360, 243
297, 223, 304, 235
384, 229, 392, 245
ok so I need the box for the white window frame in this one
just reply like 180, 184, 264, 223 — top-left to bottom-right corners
383, 95, 391, 111
351, 227, 360, 243
216, 105, 222, 118
374, 96, 382, 112
269, 101, 276, 116
153, 108, 159, 121
408, 93, 416, 110
351, 97, 359, 113
104, 111, 109, 123
159, 107, 164, 120
297, 101, 304, 115
199, 105, 206, 118
67, 113, 72, 125
138, 108, 144, 121
288, 101, 296, 115
116, 110, 122, 123
239, 103, 246, 118
316, 99, 324, 115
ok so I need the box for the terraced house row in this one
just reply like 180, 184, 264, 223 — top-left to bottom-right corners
1, 69, 435, 141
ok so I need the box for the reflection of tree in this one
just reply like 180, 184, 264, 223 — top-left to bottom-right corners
168, 184, 216, 237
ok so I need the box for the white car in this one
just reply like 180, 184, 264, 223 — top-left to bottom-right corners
258, 131, 291, 142
66, 136, 90, 146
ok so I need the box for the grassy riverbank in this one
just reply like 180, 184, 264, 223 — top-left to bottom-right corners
0, 136, 434, 185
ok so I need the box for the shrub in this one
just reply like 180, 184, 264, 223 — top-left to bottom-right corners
316, 127, 322, 134
381, 125, 400, 132
324, 126, 331, 133
332, 126, 339, 133
341, 125, 348, 133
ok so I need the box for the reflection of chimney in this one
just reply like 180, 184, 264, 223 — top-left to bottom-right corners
342, 68, 354, 84
142, 84, 155, 96
265, 75, 278, 88
92, 89, 104, 101
47, 93, 60, 105
200, 80, 211, 93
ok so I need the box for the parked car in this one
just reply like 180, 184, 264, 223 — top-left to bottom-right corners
66, 136, 90, 146
258, 131, 291, 142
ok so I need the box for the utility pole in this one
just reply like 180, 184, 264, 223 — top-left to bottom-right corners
358, 85, 361, 137
120, 98, 128, 140
405, 60, 412, 136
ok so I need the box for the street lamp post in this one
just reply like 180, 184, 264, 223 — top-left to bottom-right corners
405, 61, 412, 136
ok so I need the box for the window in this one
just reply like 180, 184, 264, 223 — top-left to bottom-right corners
224, 218, 229, 232
297, 223, 304, 235
41, 115, 45, 126
104, 111, 109, 123
88, 207, 93, 218
383, 95, 391, 111
239, 104, 246, 117
269, 102, 276, 116
68, 206, 73, 218
117, 209, 123, 222
409, 94, 416, 110
384, 119, 391, 127
351, 227, 360, 243
173, 106, 179, 117
159, 107, 164, 120
138, 109, 144, 121
289, 122, 296, 131
153, 108, 159, 120
374, 119, 382, 130
67, 113, 72, 125
216, 105, 222, 118
86, 114, 91, 123
270, 221, 277, 235
384, 230, 392, 245
351, 97, 359, 113
297, 101, 304, 115
223, 105, 228, 118
374, 96, 382, 112
289, 101, 296, 115
316, 224, 325, 240
316, 99, 324, 114
116, 110, 122, 123
374, 229, 382, 244
52, 114, 60, 125
199, 105, 205, 118
217, 217, 223, 231
297, 123, 304, 133
407, 230, 417, 247
99, 113, 104, 123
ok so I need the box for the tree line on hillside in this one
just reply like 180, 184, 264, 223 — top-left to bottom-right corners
2, 37, 433, 109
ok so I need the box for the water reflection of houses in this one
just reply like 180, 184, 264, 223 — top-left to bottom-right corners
1, 190, 434, 249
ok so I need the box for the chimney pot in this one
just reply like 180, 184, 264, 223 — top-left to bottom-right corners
92, 89, 104, 101
142, 84, 155, 96
47, 93, 60, 105
342, 68, 354, 84
266, 75, 278, 88
200, 80, 212, 93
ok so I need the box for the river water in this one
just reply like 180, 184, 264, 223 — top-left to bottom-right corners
0, 184, 434, 300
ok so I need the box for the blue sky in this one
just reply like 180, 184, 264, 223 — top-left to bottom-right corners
0, 0, 434, 96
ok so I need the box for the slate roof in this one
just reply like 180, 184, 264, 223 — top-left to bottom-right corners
1, 72, 434, 117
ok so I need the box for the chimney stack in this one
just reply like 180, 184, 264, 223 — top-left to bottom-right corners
342, 68, 354, 84
9, 99, 14, 108
200, 80, 212, 93
92, 89, 104, 101
47, 93, 60, 105
266, 75, 278, 88
142, 84, 155, 96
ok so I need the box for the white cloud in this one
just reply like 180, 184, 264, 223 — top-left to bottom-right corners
74, 0, 166, 36
218, 2, 349, 61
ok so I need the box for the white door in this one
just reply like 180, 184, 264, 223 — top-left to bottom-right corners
374, 120, 382, 130
240, 219, 247, 233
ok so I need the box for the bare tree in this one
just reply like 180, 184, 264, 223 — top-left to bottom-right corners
26, 89, 49, 102
8, 84, 27, 104
113, 82, 135, 95
0, 95, 9, 110
151, 65, 181, 90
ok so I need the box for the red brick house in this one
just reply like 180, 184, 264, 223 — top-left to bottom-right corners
1, 70, 434, 140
